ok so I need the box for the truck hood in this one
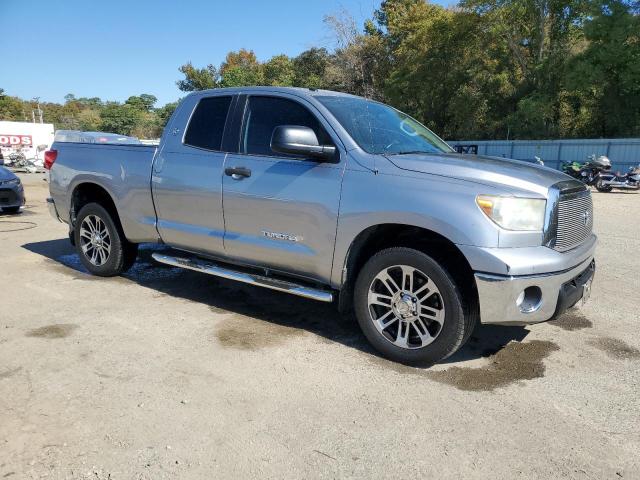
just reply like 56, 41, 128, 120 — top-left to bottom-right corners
385, 153, 568, 197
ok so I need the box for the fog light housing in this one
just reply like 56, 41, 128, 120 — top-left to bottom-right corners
516, 286, 542, 313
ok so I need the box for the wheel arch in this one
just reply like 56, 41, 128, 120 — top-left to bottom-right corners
337, 223, 478, 316
69, 182, 126, 243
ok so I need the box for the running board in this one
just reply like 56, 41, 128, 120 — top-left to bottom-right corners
151, 253, 334, 303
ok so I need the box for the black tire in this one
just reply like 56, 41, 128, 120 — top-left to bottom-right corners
595, 179, 612, 192
354, 247, 474, 366
74, 202, 137, 276
461, 297, 480, 346
1, 206, 21, 214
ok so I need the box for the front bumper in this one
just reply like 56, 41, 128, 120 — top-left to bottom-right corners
0, 184, 25, 210
475, 256, 595, 325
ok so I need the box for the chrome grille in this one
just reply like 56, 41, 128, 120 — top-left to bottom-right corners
554, 190, 593, 252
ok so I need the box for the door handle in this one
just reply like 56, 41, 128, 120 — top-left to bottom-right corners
224, 166, 251, 179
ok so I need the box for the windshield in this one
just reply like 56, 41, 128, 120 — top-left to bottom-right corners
316, 96, 453, 155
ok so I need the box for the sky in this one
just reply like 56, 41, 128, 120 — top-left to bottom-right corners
0, 0, 452, 107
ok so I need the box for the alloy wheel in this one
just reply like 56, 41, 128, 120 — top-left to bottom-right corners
79, 214, 111, 266
367, 265, 445, 349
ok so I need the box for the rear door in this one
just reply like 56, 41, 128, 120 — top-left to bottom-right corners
221, 93, 346, 283
151, 94, 236, 255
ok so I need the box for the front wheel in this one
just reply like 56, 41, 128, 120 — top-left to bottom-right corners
595, 179, 613, 192
354, 247, 474, 366
74, 202, 138, 276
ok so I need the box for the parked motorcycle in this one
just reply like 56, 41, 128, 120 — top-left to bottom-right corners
3, 150, 44, 173
561, 155, 609, 186
595, 163, 640, 192
6, 151, 27, 167
562, 155, 639, 192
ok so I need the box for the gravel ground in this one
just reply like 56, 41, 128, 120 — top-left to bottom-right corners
0, 173, 638, 479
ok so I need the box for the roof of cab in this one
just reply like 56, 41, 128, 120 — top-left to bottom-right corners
185, 86, 364, 100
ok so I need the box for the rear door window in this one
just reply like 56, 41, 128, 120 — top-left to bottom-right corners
184, 96, 233, 151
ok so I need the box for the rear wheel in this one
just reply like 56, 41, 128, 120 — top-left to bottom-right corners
74, 202, 137, 276
354, 247, 474, 366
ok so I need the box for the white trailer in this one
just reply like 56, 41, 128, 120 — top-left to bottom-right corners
0, 121, 55, 162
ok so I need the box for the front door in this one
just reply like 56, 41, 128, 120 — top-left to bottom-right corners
151, 94, 235, 256
222, 94, 345, 283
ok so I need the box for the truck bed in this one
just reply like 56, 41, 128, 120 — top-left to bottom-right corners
48, 141, 160, 243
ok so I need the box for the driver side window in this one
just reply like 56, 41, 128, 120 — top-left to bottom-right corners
241, 96, 332, 157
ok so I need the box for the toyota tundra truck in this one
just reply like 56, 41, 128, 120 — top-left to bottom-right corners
46, 87, 596, 365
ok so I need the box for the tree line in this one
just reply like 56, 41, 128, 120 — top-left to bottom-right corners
0, 89, 177, 139
1, 0, 638, 140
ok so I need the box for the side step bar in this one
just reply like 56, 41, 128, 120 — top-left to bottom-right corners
151, 253, 334, 303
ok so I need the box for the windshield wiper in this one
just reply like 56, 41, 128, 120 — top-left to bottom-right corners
385, 150, 434, 156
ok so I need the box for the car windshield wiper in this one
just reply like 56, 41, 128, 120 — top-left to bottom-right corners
385, 150, 434, 156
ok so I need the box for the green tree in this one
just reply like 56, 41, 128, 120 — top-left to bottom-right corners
131, 111, 162, 139
0, 91, 26, 121
263, 54, 295, 86
0, 89, 175, 139
220, 49, 264, 87
125, 93, 158, 111
99, 103, 142, 136
321, 9, 389, 99
220, 49, 259, 75
565, 0, 640, 137
77, 109, 101, 131
458, 0, 590, 138
374, 1, 500, 137
77, 97, 103, 108
176, 62, 219, 91
155, 101, 179, 127
293, 48, 331, 88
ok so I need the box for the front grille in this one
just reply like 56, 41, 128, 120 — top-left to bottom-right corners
554, 189, 593, 252
0, 188, 18, 205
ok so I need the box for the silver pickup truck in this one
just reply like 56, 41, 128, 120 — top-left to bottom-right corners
46, 87, 596, 365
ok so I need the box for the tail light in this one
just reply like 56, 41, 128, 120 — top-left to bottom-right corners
44, 149, 57, 170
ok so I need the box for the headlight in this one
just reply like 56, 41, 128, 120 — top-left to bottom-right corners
4, 178, 21, 186
476, 195, 546, 231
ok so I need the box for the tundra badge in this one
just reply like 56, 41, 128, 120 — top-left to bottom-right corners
262, 230, 303, 242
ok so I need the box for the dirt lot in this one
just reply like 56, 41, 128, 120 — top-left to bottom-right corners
1, 173, 639, 479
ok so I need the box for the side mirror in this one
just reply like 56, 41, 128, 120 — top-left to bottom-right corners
271, 125, 336, 161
